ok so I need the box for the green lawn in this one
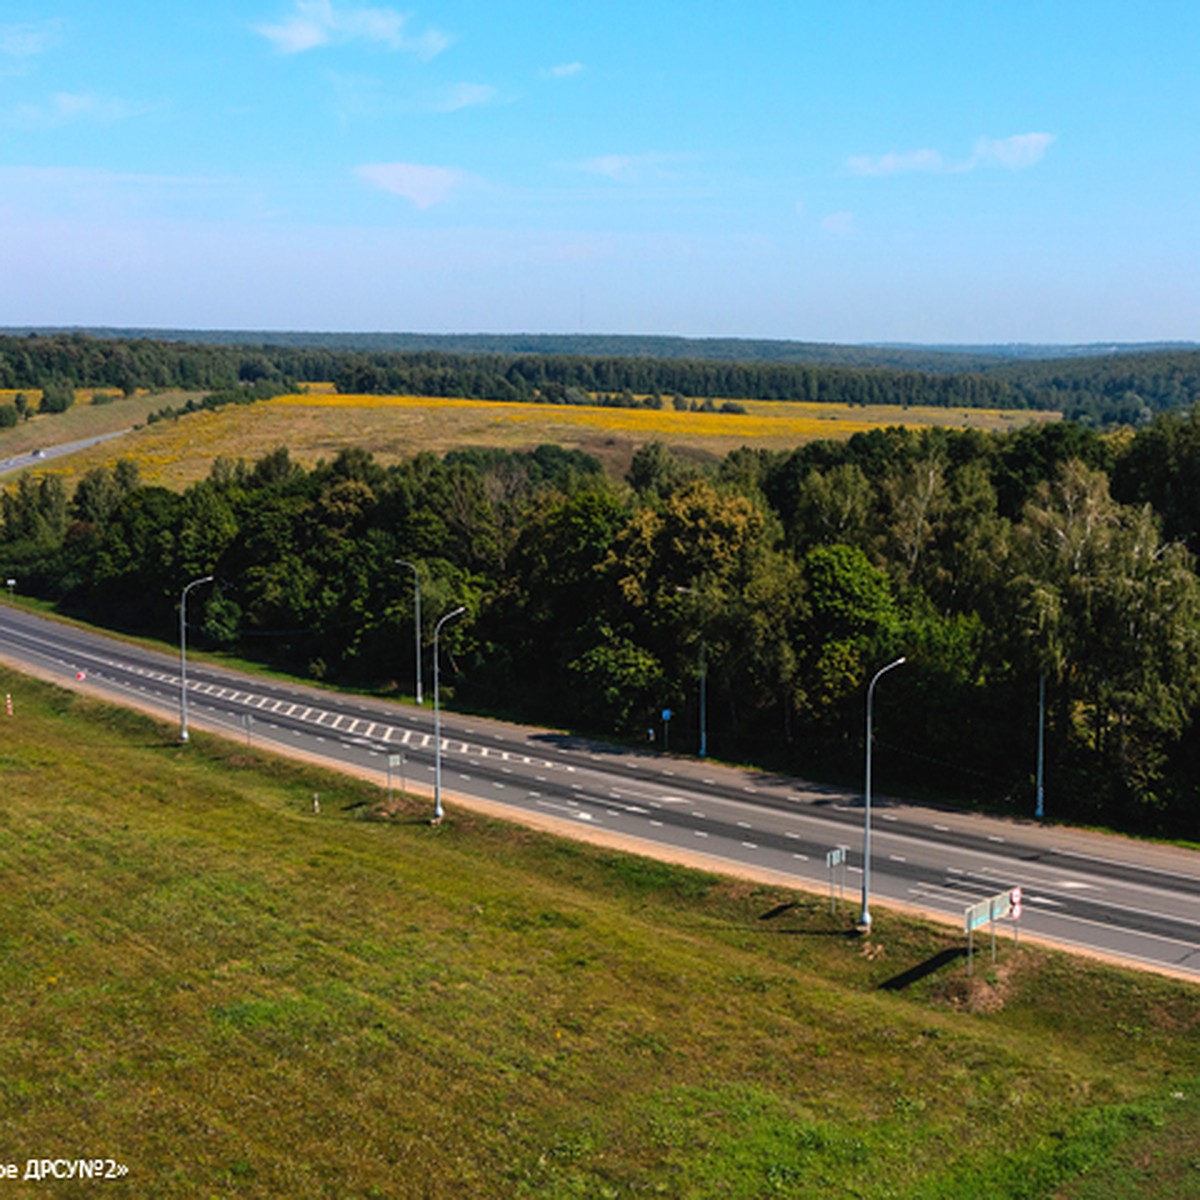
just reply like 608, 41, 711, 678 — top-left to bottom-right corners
0, 666, 1197, 1198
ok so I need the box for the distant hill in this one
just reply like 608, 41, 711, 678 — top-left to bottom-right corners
3, 328, 1199, 426
10, 326, 1193, 374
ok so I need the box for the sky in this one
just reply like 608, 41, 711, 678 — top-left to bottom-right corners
1, 1, 1198, 343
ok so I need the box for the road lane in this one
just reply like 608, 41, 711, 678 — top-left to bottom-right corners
1, 602, 1198, 978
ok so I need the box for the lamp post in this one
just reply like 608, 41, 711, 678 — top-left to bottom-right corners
674, 585, 708, 758
179, 575, 214, 743
394, 559, 423, 705
1035, 670, 1046, 819
432, 605, 466, 824
859, 655, 906, 929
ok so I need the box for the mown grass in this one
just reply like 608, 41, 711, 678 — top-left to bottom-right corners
0, 665, 1196, 1198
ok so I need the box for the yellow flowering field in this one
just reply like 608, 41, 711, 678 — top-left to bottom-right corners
7, 389, 1056, 491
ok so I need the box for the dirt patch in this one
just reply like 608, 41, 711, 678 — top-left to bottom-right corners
936, 957, 1023, 1014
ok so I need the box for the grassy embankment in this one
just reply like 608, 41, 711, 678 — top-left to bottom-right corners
0, 665, 1196, 1198
5, 389, 1056, 489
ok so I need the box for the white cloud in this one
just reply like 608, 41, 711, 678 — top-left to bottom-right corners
3, 91, 150, 129
255, 1, 450, 58
848, 148, 943, 177
0, 19, 62, 59
545, 61, 583, 78
355, 161, 469, 208
848, 132, 1054, 177
971, 132, 1055, 170
576, 152, 687, 183
821, 211, 855, 237
579, 154, 638, 182
432, 82, 497, 112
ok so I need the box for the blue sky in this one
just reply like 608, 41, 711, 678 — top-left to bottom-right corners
2, 1, 1197, 342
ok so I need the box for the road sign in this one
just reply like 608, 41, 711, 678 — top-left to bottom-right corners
964, 886, 1022, 972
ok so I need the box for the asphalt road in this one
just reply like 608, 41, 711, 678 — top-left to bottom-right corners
2, 602, 1198, 980
0, 429, 131, 478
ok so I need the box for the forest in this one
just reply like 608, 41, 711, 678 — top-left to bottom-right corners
5, 408, 1200, 838
4, 331, 1200, 426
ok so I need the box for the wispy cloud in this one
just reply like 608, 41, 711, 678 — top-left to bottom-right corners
329, 72, 498, 117
355, 161, 470, 208
576, 152, 687, 183
848, 132, 1055, 176
0, 166, 229, 189
821, 211, 855, 237
971, 132, 1055, 170
255, 1, 450, 58
0, 18, 63, 76
0, 19, 62, 58
848, 148, 943, 177
544, 61, 583, 79
431, 82, 497, 112
3, 91, 151, 130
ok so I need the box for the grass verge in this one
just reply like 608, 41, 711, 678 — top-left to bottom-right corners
0, 666, 1196, 1198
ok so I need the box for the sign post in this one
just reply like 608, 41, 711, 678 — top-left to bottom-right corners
825, 846, 848, 914
963, 888, 1022, 974
387, 753, 404, 802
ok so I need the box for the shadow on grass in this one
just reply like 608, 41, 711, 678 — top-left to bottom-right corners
757, 901, 862, 938
878, 947, 967, 991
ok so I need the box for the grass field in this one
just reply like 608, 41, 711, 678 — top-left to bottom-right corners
2, 389, 1056, 489
0, 665, 1196, 1198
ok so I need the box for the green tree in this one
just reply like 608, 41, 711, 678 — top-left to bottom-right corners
38, 378, 75, 414
1010, 460, 1200, 816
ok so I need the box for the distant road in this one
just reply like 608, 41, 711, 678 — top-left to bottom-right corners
0, 429, 132, 478
1, 603, 1198, 981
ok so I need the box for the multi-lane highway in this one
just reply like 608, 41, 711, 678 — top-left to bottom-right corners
1, 602, 1198, 980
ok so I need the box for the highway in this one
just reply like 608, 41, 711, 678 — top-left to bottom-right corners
1, 602, 1198, 981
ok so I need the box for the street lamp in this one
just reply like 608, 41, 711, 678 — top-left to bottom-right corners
859, 655, 906, 929
179, 575, 214, 743
1035, 669, 1046, 819
394, 559, 423, 705
674, 586, 708, 758
432, 605, 466, 824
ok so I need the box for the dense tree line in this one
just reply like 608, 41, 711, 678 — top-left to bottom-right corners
6, 412, 1200, 836
15, 326, 1195, 370
5, 332, 1200, 427
984, 350, 1200, 426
